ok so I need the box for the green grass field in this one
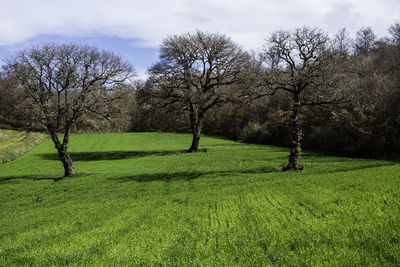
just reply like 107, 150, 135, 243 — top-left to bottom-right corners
0, 132, 399, 265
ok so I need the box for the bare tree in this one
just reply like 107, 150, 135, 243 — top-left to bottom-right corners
148, 31, 250, 152
354, 27, 377, 55
4, 44, 134, 179
389, 21, 400, 44
331, 28, 353, 55
262, 27, 343, 170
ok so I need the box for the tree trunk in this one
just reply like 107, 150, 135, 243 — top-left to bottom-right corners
284, 93, 303, 171
58, 149, 75, 177
188, 132, 201, 152
50, 132, 75, 178
187, 108, 203, 153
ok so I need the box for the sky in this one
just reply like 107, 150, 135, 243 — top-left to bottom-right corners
0, 0, 399, 78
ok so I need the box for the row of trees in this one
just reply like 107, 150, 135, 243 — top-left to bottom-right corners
1, 23, 399, 177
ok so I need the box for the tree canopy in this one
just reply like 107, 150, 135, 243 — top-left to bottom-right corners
148, 31, 250, 152
4, 43, 134, 178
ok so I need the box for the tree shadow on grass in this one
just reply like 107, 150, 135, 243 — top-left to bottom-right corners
205, 143, 288, 151
301, 153, 370, 163
40, 150, 185, 161
309, 162, 398, 176
0, 173, 87, 184
0, 167, 277, 184
113, 167, 277, 183
0, 175, 56, 184
2, 161, 396, 184
0, 175, 55, 183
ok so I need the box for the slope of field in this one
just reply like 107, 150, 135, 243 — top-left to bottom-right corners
0, 132, 399, 265
0, 129, 47, 164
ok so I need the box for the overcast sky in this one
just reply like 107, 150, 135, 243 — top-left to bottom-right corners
0, 0, 399, 77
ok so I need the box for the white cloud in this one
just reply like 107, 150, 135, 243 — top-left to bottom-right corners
0, 0, 399, 49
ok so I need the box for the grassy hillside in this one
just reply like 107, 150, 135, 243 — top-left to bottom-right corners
0, 129, 47, 164
0, 132, 399, 265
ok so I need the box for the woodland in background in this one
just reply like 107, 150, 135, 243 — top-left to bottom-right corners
1, 23, 400, 159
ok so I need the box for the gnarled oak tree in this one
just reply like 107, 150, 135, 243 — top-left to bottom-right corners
262, 27, 343, 170
4, 44, 134, 178
148, 31, 250, 152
